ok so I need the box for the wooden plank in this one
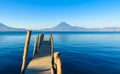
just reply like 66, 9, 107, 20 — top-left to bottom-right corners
25, 41, 52, 74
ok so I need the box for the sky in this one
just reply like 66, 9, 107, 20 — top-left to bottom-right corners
0, 0, 120, 29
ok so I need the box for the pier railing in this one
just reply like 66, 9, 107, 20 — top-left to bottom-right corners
21, 30, 62, 74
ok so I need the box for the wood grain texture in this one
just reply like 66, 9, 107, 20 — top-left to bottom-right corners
25, 41, 52, 74
21, 30, 31, 74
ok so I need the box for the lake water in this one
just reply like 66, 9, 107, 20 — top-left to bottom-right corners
0, 31, 120, 74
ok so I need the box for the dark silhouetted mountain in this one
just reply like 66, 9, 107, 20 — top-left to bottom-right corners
0, 23, 25, 31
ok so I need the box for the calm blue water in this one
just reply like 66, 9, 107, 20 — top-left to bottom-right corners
0, 31, 120, 74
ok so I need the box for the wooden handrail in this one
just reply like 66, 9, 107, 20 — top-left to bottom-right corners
33, 35, 39, 56
21, 30, 31, 74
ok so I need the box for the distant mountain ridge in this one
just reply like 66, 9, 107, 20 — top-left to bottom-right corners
40, 22, 120, 32
0, 23, 25, 31
0, 22, 120, 32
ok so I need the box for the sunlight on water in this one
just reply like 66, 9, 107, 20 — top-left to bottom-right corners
0, 32, 120, 74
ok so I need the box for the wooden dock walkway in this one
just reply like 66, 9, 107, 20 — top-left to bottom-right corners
21, 30, 62, 74
25, 41, 51, 74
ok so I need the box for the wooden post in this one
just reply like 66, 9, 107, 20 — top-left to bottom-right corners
50, 34, 54, 56
54, 52, 62, 74
21, 30, 31, 74
33, 35, 39, 56
49, 34, 52, 41
51, 67, 55, 74
41, 34, 44, 42
50, 34, 55, 74
39, 35, 41, 49
39, 34, 44, 48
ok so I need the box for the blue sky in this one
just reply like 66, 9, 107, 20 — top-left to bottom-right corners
0, 0, 120, 29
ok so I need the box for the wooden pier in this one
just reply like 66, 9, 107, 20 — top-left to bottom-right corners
21, 30, 62, 74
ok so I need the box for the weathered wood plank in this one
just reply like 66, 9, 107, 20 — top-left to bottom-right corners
25, 41, 52, 74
